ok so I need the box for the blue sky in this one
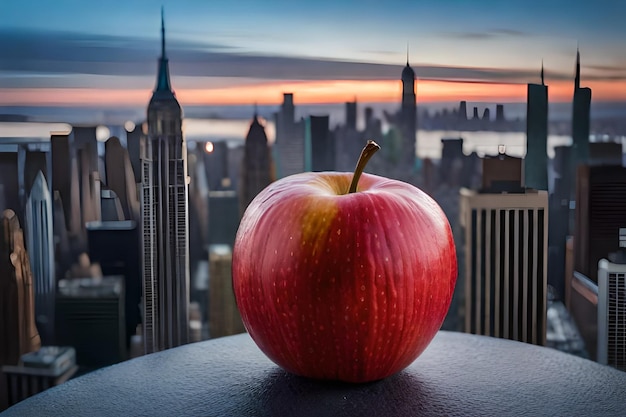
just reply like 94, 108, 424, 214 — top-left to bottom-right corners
1, 0, 625, 104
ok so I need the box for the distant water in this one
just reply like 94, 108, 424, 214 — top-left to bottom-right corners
417, 130, 572, 159
181, 118, 573, 160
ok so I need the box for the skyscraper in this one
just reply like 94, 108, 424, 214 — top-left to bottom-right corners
208, 245, 245, 338
460, 187, 549, 346
56, 276, 126, 367
570, 48, 592, 198
274, 93, 304, 178
239, 112, 272, 217
524, 64, 549, 191
140, 10, 189, 353
574, 165, 626, 284
400, 58, 417, 169
25, 172, 55, 345
345, 100, 357, 131
495, 105, 505, 122
307, 115, 334, 172
458, 101, 468, 120
105, 136, 139, 221
460, 155, 548, 346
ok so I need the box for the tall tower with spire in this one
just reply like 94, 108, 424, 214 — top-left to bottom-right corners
140, 9, 189, 353
570, 47, 592, 199
400, 51, 417, 171
239, 108, 273, 218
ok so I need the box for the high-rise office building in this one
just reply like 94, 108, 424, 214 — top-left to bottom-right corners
105, 136, 139, 221
439, 138, 464, 186
574, 165, 626, 284
126, 125, 142, 183
345, 100, 357, 131
307, 115, 334, 172
460, 155, 548, 346
495, 104, 505, 122
72, 127, 102, 241
0, 153, 19, 217
56, 276, 126, 367
524, 65, 549, 191
274, 93, 304, 178
87, 220, 141, 348
280, 93, 295, 133
208, 190, 239, 247
208, 245, 245, 339
203, 141, 230, 191
547, 145, 572, 300
140, 11, 190, 353
239, 113, 272, 217
50, 134, 73, 232
51, 132, 82, 240
458, 101, 468, 120
72, 126, 99, 180
25, 172, 55, 345
568, 144, 624, 307
400, 59, 417, 169
570, 49, 592, 198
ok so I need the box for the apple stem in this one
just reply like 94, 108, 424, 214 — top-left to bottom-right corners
348, 140, 380, 194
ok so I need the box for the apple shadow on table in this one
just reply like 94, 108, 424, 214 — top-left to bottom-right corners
252, 367, 444, 417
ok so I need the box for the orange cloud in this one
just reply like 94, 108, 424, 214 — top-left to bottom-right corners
1, 79, 624, 107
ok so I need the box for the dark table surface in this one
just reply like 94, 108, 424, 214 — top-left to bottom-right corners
4, 331, 626, 417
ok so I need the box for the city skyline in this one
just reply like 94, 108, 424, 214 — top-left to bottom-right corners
1, 0, 625, 108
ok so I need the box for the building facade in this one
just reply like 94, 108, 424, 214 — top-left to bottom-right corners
460, 188, 549, 346
574, 165, 626, 284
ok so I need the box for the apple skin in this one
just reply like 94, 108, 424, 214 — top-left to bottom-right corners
233, 171, 457, 383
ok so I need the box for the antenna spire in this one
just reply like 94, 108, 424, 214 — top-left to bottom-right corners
154, 7, 172, 92
541, 60, 544, 85
406, 41, 409, 65
161, 7, 166, 59
575, 43, 580, 90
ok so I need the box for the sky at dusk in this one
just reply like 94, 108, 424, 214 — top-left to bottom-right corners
1, 0, 625, 107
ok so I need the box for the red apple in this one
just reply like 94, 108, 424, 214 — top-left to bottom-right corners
233, 141, 457, 383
